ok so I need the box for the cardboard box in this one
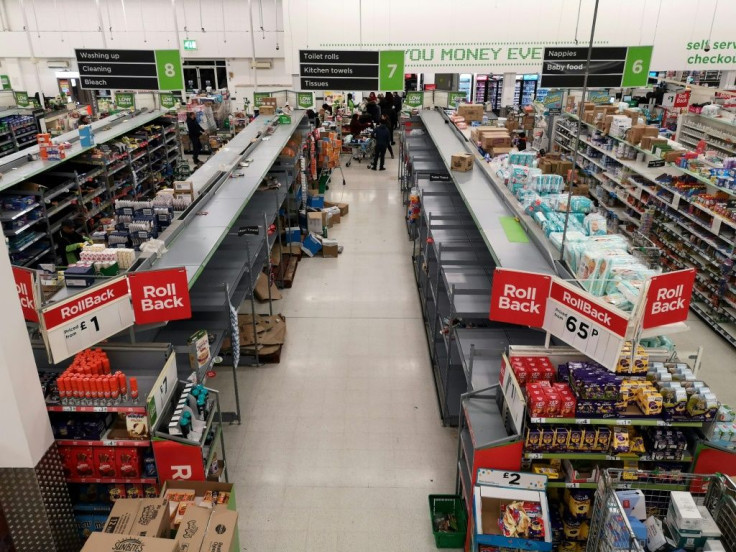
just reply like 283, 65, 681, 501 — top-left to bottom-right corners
103, 499, 141, 534
321, 239, 338, 258
200, 508, 239, 552
175, 505, 212, 552
616, 490, 646, 521
457, 104, 485, 122
324, 201, 349, 217
307, 211, 323, 234
481, 135, 512, 149
81, 533, 179, 552
258, 105, 275, 115
669, 492, 703, 531
642, 125, 659, 138
131, 498, 170, 538
624, 108, 641, 125
627, 125, 646, 145
505, 118, 518, 131
557, 160, 573, 178
470, 126, 497, 142
490, 146, 514, 157
301, 233, 322, 257
451, 153, 474, 172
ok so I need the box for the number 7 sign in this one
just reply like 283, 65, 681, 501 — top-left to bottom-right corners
379, 51, 404, 90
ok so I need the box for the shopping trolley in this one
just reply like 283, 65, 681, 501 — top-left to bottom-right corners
586, 468, 736, 551
344, 134, 375, 166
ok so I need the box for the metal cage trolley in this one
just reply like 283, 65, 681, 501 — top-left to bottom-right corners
586, 468, 736, 551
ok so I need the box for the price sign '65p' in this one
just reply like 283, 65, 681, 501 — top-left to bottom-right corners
41, 277, 134, 363
542, 279, 631, 370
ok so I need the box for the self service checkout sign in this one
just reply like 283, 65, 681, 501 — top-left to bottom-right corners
299, 49, 404, 90
540, 45, 653, 88
75, 48, 184, 91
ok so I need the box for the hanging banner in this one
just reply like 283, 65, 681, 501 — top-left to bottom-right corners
128, 268, 192, 325
541, 89, 564, 113
489, 268, 552, 327
540, 46, 653, 88
404, 91, 424, 108
115, 93, 136, 109
448, 91, 467, 106
14, 91, 29, 107
296, 92, 314, 109
12, 266, 39, 323
642, 268, 696, 329
160, 93, 176, 109
253, 92, 271, 107
75, 49, 184, 91
298, 50, 404, 90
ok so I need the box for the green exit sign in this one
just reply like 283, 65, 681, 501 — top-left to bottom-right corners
183, 40, 197, 51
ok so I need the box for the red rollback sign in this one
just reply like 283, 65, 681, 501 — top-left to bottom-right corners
12, 266, 39, 323
152, 440, 206, 481
43, 277, 130, 330
489, 268, 552, 327
642, 268, 696, 329
128, 268, 191, 325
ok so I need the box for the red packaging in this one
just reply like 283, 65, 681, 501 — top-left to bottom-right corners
57, 446, 75, 478
513, 365, 528, 385
560, 394, 577, 418
528, 366, 543, 382
116, 448, 141, 478
545, 392, 561, 417
542, 365, 557, 382
72, 447, 95, 477
528, 393, 548, 418
94, 447, 117, 478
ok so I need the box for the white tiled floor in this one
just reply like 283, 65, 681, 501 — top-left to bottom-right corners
215, 142, 736, 551
220, 149, 459, 551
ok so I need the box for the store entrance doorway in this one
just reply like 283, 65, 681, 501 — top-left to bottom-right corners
183, 60, 228, 93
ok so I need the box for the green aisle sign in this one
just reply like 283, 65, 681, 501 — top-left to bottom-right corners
379, 50, 404, 90
14, 91, 29, 107
116, 93, 136, 109
404, 91, 424, 108
297, 92, 313, 109
254, 92, 271, 107
160, 93, 176, 109
622, 46, 654, 87
0, 75, 11, 90
154, 50, 184, 91
449, 91, 467, 106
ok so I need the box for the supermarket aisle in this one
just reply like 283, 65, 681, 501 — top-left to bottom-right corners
222, 151, 460, 551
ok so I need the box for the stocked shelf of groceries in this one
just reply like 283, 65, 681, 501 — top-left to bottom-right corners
551, 104, 736, 346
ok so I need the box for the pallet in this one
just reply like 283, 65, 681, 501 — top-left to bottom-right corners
277, 254, 300, 288
239, 344, 283, 364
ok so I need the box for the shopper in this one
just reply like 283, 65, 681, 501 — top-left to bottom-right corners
365, 98, 381, 124
56, 221, 87, 265
370, 119, 391, 171
393, 92, 403, 114
75, 114, 91, 128
515, 132, 527, 151
381, 94, 397, 145
381, 114, 395, 159
186, 112, 206, 165
350, 113, 371, 137
347, 93, 356, 110
322, 103, 333, 115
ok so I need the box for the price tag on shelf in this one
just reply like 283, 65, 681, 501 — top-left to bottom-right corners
477, 469, 546, 490
605, 455, 619, 461
101, 440, 115, 447
526, 453, 543, 460
62, 406, 74, 412
616, 419, 633, 426
93, 406, 107, 413
499, 356, 526, 435
542, 280, 630, 370
41, 277, 135, 364
575, 418, 591, 425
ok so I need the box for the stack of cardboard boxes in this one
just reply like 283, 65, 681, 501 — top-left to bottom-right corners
457, 104, 485, 123
318, 132, 342, 169
470, 126, 513, 157
537, 153, 574, 180
84, 481, 239, 552
301, 195, 348, 258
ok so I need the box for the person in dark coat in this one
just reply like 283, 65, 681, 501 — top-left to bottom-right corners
365, 100, 381, 124
393, 92, 403, 113
381, 114, 395, 158
371, 120, 391, 171
350, 113, 371, 137
186, 112, 206, 165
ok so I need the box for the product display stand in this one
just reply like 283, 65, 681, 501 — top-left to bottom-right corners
0, 108, 41, 158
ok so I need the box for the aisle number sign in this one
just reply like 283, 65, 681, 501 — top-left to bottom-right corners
296, 92, 314, 109
542, 279, 629, 369
41, 277, 135, 363
299, 50, 404, 91
540, 46, 653, 88
404, 91, 424, 108
75, 49, 184, 91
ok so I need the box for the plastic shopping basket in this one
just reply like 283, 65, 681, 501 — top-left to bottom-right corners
428, 494, 467, 548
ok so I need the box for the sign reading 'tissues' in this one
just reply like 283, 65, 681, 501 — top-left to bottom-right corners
299, 50, 404, 90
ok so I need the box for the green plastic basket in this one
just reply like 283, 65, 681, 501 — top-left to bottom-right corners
428, 494, 467, 549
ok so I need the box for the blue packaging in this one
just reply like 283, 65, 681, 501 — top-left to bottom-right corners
301, 233, 322, 257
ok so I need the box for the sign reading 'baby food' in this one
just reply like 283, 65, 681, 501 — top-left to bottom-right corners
128, 268, 191, 325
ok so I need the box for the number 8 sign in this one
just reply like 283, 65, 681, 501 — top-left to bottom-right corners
155, 50, 184, 91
